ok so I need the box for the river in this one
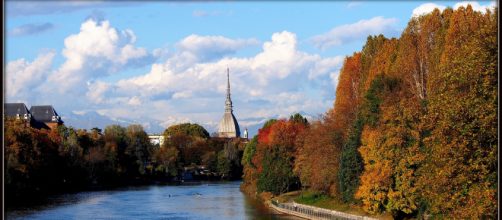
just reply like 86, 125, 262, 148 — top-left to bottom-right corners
6, 181, 302, 220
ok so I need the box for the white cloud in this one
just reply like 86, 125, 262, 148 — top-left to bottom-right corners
86, 81, 110, 104
172, 91, 193, 99
309, 56, 345, 80
412, 3, 447, 17
178, 35, 259, 59
127, 96, 142, 106
453, 1, 497, 12
311, 16, 399, 50
104, 31, 342, 133
160, 116, 192, 128
412, 1, 496, 17
330, 70, 341, 91
165, 34, 259, 71
72, 110, 88, 115
48, 19, 152, 93
7, 18, 345, 135
6, 51, 56, 100
115, 31, 340, 101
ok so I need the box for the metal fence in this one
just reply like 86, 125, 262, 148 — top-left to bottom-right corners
270, 200, 377, 220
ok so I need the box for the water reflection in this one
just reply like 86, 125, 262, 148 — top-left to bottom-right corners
6, 181, 302, 220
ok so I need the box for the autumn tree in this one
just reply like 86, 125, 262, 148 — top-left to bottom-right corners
331, 53, 362, 140
419, 5, 498, 218
294, 116, 341, 196
4, 119, 61, 199
245, 115, 306, 195
153, 146, 180, 177
163, 123, 211, 166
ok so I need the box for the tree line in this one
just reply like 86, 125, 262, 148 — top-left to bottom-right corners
5, 121, 244, 205
241, 5, 497, 219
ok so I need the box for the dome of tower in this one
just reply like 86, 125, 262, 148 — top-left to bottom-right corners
218, 112, 240, 138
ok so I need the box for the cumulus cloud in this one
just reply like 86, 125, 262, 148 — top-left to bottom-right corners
127, 96, 142, 106
7, 18, 345, 135
309, 56, 344, 80
102, 31, 343, 132
412, 1, 496, 17
160, 116, 192, 128
178, 35, 259, 59
311, 16, 399, 50
48, 19, 153, 93
173, 34, 259, 67
9, 23, 54, 37
6, 51, 56, 101
412, 3, 447, 17
115, 31, 339, 100
86, 81, 111, 104
453, 1, 497, 11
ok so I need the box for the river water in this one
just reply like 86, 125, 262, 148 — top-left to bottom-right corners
6, 181, 302, 220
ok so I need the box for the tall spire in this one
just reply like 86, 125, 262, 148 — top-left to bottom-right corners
218, 67, 241, 138
225, 67, 233, 113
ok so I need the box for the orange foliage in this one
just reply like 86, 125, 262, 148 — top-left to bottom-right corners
365, 39, 398, 91
268, 120, 307, 153
257, 125, 273, 145
294, 117, 340, 196
419, 5, 498, 218
332, 53, 362, 140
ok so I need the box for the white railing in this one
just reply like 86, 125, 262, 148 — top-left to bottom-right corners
270, 200, 378, 220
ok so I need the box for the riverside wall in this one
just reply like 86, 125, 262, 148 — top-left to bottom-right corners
268, 200, 378, 220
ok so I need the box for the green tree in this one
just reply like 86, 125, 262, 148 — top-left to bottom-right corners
217, 150, 231, 177
163, 123, 210, 139
289, 113, 308, 125
241, 136, 257, 167
153, 146, 179, 176
338, 118, 364, 203
257, 145, 299, 195
126, 124, 153, 175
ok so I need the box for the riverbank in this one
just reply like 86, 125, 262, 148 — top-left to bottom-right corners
262, 191, 392, 220
268, 200, 379, 220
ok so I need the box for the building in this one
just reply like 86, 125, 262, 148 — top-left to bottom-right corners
29, 105, 64, 130
148, 135, 165, 147
243, 128, 248, 139
217, 68, 241, 138
5, 103, 64, 130
5, 103, 32, 120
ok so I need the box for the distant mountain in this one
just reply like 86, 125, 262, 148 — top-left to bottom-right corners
61, 111, 165, 134
60, 110, 318, 137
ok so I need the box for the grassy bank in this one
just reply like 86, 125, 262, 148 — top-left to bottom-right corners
273, 191, 393, 220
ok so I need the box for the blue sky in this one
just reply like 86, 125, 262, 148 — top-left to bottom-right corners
5, 1, 496, 136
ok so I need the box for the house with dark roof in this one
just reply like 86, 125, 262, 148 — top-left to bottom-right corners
29, 105, 64, 130
4, 103, 64, 130
5, 103, 32, 120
